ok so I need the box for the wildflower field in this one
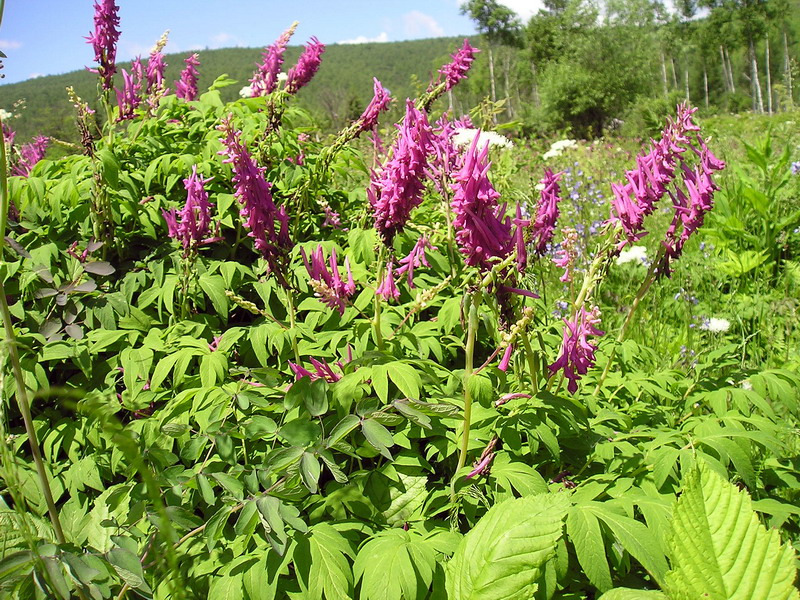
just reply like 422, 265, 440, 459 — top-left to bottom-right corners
2, 2, 800, 599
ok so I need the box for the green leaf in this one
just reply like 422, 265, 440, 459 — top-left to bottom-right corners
567, 506, 613, 592
326, 414, 361, 447
107, 546, 151, 593
446, 493, 569, 600
300, 452, 321, 494
597, 589, 667, 599
386, 361, 421, 400
361, 419, 394, 459
355, 528, 437, 600
198, 273, 229, 318
663, 463, 800, 600
211, 472, 244, 500
296, 523, 353, 600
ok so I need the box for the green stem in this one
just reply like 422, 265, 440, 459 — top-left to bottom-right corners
373, 248, 387, 351
286, 290, 301, 365
451, 292, 479, 501
521, 334, 539, 395
593, 247, 663, 396
0, 114, 66, 544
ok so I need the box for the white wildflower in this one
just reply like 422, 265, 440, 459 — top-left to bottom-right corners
277, 72, 288, 83
0, 109, 12, 120
452, 128, 513, 150
740, 379, 753, 391
616, 246, 648, 265
542, 139, 577, 159
239, 85, 253, 98
700, 317, 730, 333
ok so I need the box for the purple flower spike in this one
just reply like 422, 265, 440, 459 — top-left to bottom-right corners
438, 39, 479, 91
531, 169, 563, 255
289, 358, 341, 383
146, 51, 167, 94
358, 78, 392, 133
450, 136, 513, 271
513, 203, 530, 271
549, 306, 604, 394
250, 23, 297, 97
285, 37, 325, 94
115, 60, 143, 121
396, 236, 435, 288
368, 100, 433, 245
165, 165, 215, 253
302, 245, 356, 314
176, 53, 200, 101
218, 115, 292, 279
86, 0, 120, 90
376, 261, 400, 301
12, 136, 50, 177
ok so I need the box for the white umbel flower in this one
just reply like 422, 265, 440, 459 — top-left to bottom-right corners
616, 246, 647, 265
452, 128, 513, 150
542, 139, 577, 159
700, 317, 730, 333
239, 85, 253, 98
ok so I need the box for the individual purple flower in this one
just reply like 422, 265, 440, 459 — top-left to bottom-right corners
2, 122, 16, 147
289, 357, 342, 383
465, 436, 497, 479
250, 23, 297, 97
11, 136, 50, 177
549, 306, 604, 394
285, 37, 325, 94
438, 39, 479, 91
531, 169, 563, 255
86, 0, 120, 90
427, 114, 460, 198
498, 344, 513, 372
357, 78, 392, 133
175, 53, 200, 101
376, 261, 400, 301
553, 228, 579, 283
218, 115, 292, 280
301, 245, 356, 314
513, 203, 530, 271
450, 136, 513, 271
162, 208, 179, 238
396, 236, 435, 288
368, 100, 433, 245
115, 60, 143, 121
164, 165, 215, 254
791, 161, 800, 176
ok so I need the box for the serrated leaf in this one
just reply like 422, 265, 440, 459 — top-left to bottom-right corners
446, 493, 569, 600
354, 529, 436, 600
663, 463, 800, 600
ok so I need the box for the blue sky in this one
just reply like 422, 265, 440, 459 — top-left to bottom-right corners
0, 1, 539, 85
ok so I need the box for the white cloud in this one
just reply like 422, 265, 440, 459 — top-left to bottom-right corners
337, 32, 389, 45
402, 11, 445, 37
498, 0, 544, 21
0, 40, 22, 50
209, 32, 242, 49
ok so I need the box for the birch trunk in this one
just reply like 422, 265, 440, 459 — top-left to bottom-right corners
488, 44, 497, 105
765, 35, 772, 114
661, 51, 669, 94
785, 31, 794, 106
704, 64, 709, 109
671, 57, 679, 89
750, 39, 764, 113
720, 45, 730, 92
725, 46, 736, 93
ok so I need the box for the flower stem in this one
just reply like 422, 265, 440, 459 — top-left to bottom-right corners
373, 247, 386, 350
0, 114, 66, 544
451, 291, 479, 501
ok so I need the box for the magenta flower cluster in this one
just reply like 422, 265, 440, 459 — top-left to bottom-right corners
116, 59, 143, 121
549, 306, 604, 394
301, 245, 356, 315
250, 25, 296, 97
438, 40, 480, 91
175, 54, 200, 101
357, 78, 392, 133
450, 136, 513, 271
162, 165, 215, 254
86, 0, 120, 90
289, 358, 342, 383
285, 37, 325, 94
368, 100, 433, 244
530, 169, 564, 255
396, 236, 435, 288
12, 136, 50, 177
376, 261, 401, 301
218, 116, 291, 278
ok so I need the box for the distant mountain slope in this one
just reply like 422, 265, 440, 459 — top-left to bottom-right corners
0, 36, 473, 143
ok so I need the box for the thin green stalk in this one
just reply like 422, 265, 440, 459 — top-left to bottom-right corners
520, 334, 539, 395
373, 247, 387, 351
286, 289, 302, 366
451, 292, 479, 501
0, 113, 66, 544
593, 247, 663, 396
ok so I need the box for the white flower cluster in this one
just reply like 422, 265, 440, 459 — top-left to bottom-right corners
616, 246, 648, 266
0, 109, 13, 120
542, 139, 577, 159
700, 317, 730, 333
239, 85, 253, 98
452, 128, 514, 150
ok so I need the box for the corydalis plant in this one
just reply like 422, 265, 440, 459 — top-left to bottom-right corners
86, 0, 120, 90
549, 305, 604, 393
368, 100, 433, 246
115, 59, 143, 121
301, 245, 356, 315
163, 165, 215, 255
437, 39, 480, 91
285, 37, 325, 94
11, 136, 49, 177
218, 115, 291, 281
175, 53, 200, 101
250, 22, 297, 97
530, 168, 563, 255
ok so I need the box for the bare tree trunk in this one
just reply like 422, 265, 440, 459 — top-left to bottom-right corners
785, 30, 794, 107
750, 39, 764, 113
488, 44, 497, 105
720, 45, 730, 93
502, 51, 513, 118
765, 35, 773, 114
704, 64, 709, 109
671, 57, 679, 89
685, 67, 690, 102
725, 46, 736, 93
530, 62, 540, 107
661, 51, 669, 94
